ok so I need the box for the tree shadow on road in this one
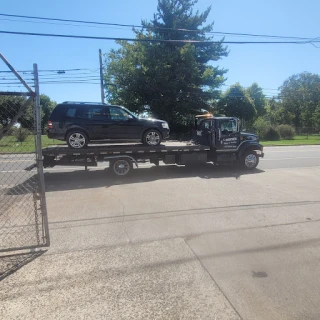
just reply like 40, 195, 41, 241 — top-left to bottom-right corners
0, 250, 45, 282
44, 164, 264, 192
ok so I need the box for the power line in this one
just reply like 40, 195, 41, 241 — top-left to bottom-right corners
0, 68, 99, 74
23, 76, 101, 81
0, 13, 315, 41
40, 81, 100, 84
0, 17, 131, 31
0, 30, 317, 44
0, 13, 142, 29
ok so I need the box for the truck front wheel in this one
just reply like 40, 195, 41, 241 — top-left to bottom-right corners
241, 150, 259, 169
110, 158, 133, 176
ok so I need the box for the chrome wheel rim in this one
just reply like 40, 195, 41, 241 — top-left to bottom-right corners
245, 154, 257, 168
113, 160, 130, 176
69, 133, 86, 148
146, 131, 160, 146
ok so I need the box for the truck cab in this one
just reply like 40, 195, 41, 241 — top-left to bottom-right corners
194, 114, 264, 168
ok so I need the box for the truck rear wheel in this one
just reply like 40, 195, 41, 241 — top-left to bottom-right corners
241, 150, 259, 169
110, 158, 133, 176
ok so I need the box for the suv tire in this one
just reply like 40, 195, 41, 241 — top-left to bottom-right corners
66, 130, 89, 149
143, 129, 162, 146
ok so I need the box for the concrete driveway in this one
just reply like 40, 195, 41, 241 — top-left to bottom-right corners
1, 146, 320, 319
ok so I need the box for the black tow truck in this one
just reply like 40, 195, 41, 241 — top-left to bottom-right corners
42, 114, 264, 176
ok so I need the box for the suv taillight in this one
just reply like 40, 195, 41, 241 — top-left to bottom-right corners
48, 121, 53, 129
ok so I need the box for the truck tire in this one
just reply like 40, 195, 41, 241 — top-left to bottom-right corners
66, 130, 88, 149
241, 150, 259, 169
142, 129, 162, 146
110, 158, 133, 176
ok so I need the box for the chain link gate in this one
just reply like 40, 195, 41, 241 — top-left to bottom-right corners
0, 53, 49, 263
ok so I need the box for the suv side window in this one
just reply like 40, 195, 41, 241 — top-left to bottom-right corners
76, 106, 109, 120
65, 108, 77, 118
109, 107, 133, 121
89, 107, 105, 120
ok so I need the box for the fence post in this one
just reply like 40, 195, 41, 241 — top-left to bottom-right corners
33, 63, 50, 246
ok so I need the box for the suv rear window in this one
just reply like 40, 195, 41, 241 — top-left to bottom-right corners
65, 108, 77, 118
49, 104, 67, 121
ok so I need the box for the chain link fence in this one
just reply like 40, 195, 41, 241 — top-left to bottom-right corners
0, 59, 49, 257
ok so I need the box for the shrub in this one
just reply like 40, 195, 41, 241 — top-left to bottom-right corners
0, 124, 16, 136
13, 128, 31, 142
277, 124, 295, 139
253, 117, 270, 138
264, 127, 280, 141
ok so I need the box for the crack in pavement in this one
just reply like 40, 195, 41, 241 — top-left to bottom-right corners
109, 189, 131, 244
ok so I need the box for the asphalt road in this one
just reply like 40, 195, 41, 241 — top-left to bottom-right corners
1, 145, 320, 319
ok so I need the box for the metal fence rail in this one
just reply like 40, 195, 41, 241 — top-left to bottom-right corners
0, 54, 49, 254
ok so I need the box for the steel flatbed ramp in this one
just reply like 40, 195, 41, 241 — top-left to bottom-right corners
42, 142, 210, 156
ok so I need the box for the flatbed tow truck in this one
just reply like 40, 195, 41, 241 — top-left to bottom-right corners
41, 115, 264, 176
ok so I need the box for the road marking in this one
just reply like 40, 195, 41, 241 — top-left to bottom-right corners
262, 157, 320, 161
266, 150, 320, 153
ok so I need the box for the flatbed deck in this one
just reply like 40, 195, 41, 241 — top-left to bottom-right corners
42, 142, 209, 156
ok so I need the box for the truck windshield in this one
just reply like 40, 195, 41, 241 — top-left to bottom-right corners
220, 119, 237, 134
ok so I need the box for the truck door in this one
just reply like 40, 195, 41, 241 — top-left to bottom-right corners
216, 118, 240, 151
195, 119, 213, 146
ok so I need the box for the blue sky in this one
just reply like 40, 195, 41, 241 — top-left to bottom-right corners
1, 0, 319, 103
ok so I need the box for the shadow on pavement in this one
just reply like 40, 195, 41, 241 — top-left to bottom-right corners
44, 164, 264, 192
0, 250, 45, 281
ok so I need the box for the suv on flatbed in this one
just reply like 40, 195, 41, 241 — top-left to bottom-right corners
47, 101, 170, 148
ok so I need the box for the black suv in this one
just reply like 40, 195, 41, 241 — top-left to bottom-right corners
47, 102, 170, 148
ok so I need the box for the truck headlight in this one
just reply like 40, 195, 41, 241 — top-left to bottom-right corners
162, 122, 169, 129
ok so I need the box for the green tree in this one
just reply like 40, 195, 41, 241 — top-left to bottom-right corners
0, 95, 26, 129
265, 97, 294, 126
246, 83, 266, 117
40, 94, 56, 132
0, 94, 56, 139
218, 83, 256, 121
18, 94, 56, 132
104, 0, 228, 126
0, 95, 29, 140
279, 72, 320, 128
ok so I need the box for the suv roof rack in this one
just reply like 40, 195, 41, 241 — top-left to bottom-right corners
62, 101, 107, 105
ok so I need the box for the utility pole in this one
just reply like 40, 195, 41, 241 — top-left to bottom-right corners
99, 49, 105, 104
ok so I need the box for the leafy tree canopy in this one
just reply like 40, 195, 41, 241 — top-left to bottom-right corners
0, 94, 56, 137
218, 83, 256, 121
246, 83, 266, 117
104, 0, 228, 125
279, 72, 320, 128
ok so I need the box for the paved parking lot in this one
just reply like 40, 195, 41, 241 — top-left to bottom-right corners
1, 146, 320, 319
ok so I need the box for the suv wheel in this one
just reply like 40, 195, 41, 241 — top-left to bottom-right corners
143, 129, 162, 146
66, 131, 88, 149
